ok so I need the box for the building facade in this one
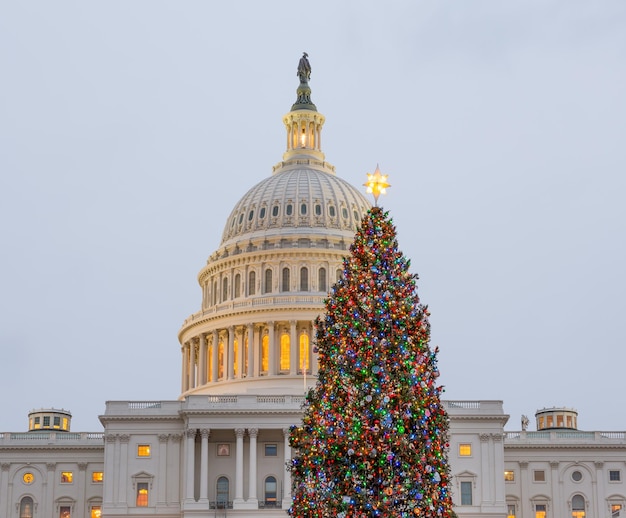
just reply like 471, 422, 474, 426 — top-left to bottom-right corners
1, 60, 624, 518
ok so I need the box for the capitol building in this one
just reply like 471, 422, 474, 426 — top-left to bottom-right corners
1, 58, 624, 518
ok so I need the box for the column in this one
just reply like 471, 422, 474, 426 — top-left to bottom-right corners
227, 326, 235, 379
253, 326, 261, 377
198, 334, 207, 385
182, 344, 189, 392
185, 429, 196, 501
310, 323, 319, 375
157, 434, 169, 506
282, 428, 292, 508
594, 461, 605, 518
45, 462, 57, 517
237, 327, 244, 378
480, 433, 490, 504
212, 330, 219, 382
118, 435, 129, 505
199, 429, 210, 502
248, 428, 259, 504
289, 320, 298, 375
112, 434, 121, 504
268, 321, 276, 375
0, 463, 9, 518
247, 324, 255, 378
492, 433, 505, 506
103, 435, 117, 505
234, 428, 245, 505
168, 434, 182, 504
189, 339, 196, 389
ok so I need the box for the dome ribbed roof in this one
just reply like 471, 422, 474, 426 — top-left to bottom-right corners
220, 164, 370, 248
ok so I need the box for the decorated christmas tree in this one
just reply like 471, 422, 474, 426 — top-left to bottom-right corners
289, 169, 454, 517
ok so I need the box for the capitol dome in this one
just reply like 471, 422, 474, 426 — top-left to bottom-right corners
178, 54, 370, 397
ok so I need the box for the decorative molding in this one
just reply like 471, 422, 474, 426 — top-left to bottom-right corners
158, 434, 169, 443
119, 434, 130, 444
186, 429, 197, 439
78, 462, 88, 471
234, 428, 245, 438
105, 434, 117, 443
248, 428, 259, 438
1, 463, 10, 472
46, 463, 57, 471
480, 433, 490, 442
200, 429, 211, 439
170, 433, 183, 443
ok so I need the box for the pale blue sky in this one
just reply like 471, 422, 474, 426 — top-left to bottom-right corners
1, 1, 625, 432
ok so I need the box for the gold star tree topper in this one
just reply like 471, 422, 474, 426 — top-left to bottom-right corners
364, 164, 391, 205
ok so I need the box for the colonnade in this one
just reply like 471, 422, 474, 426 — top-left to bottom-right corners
183, 427, 292, 510
181, 320, 317, 393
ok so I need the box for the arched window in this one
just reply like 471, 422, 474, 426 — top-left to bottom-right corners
264, 269, 273, 294
222, 278, 228, 302
315, 204, 322, 216
318, 267, 327, 292
272, 205, 279, 217
248, 271, 256, 296
234, 274, 241, 298
572, 495, 586, 518
280, 333, 290, 371
300, 333, 310, 372
300, 267, 309, 291
20, 497, 34, 518
329, 205, 336, 217
300, 203, 307, 215
233, 339, 238, 377
218, 341, 224, 379
216, 476, 230, 509
286, 204, 293, 216
261, 335, 269, 372
281, 267, 290, 292
264, 476, 278, 507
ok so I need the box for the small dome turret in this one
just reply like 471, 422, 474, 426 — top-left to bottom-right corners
28, 408, 72, 432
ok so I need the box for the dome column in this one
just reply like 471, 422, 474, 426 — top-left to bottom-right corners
211, 330, 219, 382
189, 339, 196, 389
268, 322, 276, 376
198, 333, 207, 385
227, 326, 235, 380
246, 324, 255, 378
236, 326, 244, 379
289, 320, 298, 375
181, 343, 189, 392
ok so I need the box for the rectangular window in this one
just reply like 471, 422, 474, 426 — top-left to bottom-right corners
609, 470, 621, 482
505, 470, 515, 482
90, 506, 101, 518
61, 471, 73, 483
535, 504, 547, 518
62, 417, 69, 430
34, 417, 41, 429
508, 504, 516, 518
460, 481, 473, 505
43, 416, 50, 426
137, 445, 151, 457
92, 471, 104, 483
60, 506, 71, 518
136, 482, 149, 507
265, 444, 278, 456
459, 444, 472, 456
612, 504, 622, 518
534, 470, 546, 482
53, 416, 61, 428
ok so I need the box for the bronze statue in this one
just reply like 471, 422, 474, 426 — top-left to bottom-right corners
297, 52, 311, 83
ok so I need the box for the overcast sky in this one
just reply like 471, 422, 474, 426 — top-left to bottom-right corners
1, 1, 625, 433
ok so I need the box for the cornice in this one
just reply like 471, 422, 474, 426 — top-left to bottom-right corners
0, 444, 104, 452
504, 443, 626, 451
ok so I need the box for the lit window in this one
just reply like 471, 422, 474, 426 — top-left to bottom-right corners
137, 445, 151, 457
508, 504, 516, 518
460, 481, 472, 505
20, 497, 34, 518
265, 444, 278, 456
300, 267, 308, 291
90, 506, 101, 518
504, 470, 515, 481
261, 335, 269, 372
62, 418, 68, 430
534, 470, 545, 482
535, 504, 547, 518
92, 471, 103, 483
60, 506, 71, 518
281, 267, 290, 292
248, 271, 256, 296
265, 476, 277, 506
459, 444, 472, 456
299, 334, 310, 372
610, 470, 621, 482
61, 471, 73, 483
136, 482, 149, 507
612, 504, 622, 518
318, 267, 327, 292
34, 417, 41, 429
572, 495, 585, 518
280, 334, 290, 371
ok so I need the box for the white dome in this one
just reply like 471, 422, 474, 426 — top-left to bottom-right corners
220, 163, 370, 249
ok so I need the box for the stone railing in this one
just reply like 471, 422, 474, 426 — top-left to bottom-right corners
0, 432, 104, 444
504, 430, 626, 443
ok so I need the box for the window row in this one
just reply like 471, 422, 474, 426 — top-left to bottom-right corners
134, 443, 278, 458
209, 267, 342, 304
506, 496, 623, 518
21, 471, 103, 485
503, 469, 621, 483
18, 497, 101, 518
30, 415, 69, 430
229, 202, 362, 229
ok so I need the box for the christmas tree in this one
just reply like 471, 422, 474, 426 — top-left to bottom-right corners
289, 177, 453, 517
